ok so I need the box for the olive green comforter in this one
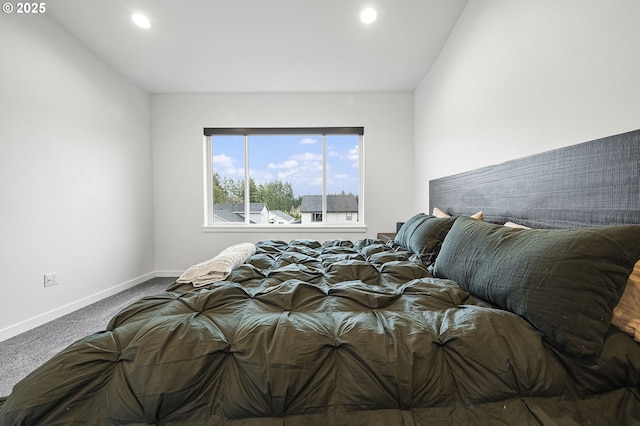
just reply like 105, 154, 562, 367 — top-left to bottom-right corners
1, 237, 639, 425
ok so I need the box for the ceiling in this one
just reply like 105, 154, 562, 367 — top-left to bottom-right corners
47, 0, 468, 94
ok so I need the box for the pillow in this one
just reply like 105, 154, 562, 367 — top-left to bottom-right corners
432, 207, 449, 218
504, 221, 530, 229
612, 261, 640, 341
433, 207, 484, 220
501, 219, 640, 341
394, 213, 457, 264
433, 217, 640, 359
394, 213, 429, 246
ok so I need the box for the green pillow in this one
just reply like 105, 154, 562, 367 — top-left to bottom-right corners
394, 213, 429, 246
394, 214, 457, 264
433, 217, 640, 359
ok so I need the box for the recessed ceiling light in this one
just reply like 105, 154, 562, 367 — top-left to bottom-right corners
360, 7, 377, 24
132, 13, 151, 29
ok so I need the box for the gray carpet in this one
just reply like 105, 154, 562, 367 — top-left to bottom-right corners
0, 276, 176, 397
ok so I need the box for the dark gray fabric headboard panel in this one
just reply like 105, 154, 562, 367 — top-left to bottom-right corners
429, 129, 640, 228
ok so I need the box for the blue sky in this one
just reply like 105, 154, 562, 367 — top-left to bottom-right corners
212, 134, 359, 196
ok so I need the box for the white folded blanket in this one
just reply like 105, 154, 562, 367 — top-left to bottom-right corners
177, 242, 256, 287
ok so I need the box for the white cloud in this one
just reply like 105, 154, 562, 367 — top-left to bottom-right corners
291, 152, 322, 161
348, 145, 359, 167
268, 160, 299, 169
299, 161, 323, 173
212, 154, 234, 168
212, 154, 244, 177
276, 170, 296, 180
249, 169, 274, 184
348, 146, 359, 160
259, 152, 325, 190
301, 137, 317, 145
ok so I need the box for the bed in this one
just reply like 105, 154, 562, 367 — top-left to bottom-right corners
1, 130, 640, 425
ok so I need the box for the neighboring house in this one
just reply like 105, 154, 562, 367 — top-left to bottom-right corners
213, 203, 270, 224
269, 210, 296, 224
299, 194, 358, 224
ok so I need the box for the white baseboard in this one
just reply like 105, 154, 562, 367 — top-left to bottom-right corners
0, 271, 158, 343
155, 270, 183, 277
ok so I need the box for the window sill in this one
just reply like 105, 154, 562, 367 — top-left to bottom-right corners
202, 224, 368, 233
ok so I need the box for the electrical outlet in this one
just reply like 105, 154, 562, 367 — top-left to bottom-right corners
44, 272, 59, 287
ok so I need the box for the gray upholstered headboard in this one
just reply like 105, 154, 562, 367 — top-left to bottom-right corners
429, 129, 640, 228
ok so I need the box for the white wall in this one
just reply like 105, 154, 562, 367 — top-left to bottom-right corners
414, 0, 640, 211
151, 93, 414, 273
0, 15, 155, 340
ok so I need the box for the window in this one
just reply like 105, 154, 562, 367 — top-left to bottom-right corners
203, 127, 364, 227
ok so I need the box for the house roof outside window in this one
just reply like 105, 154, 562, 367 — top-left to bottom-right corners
213, 203, 268, 223
300, 194, 358, 213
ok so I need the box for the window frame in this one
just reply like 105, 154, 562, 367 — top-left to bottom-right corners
202, 127, 366, 233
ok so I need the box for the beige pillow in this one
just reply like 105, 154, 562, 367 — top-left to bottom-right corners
612, 260, 640, 342
432, 207, 483, 221
432, 207, 450, 218
504, 221, 530, 229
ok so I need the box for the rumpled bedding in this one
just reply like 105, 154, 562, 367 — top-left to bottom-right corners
1, 238, 639, 425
